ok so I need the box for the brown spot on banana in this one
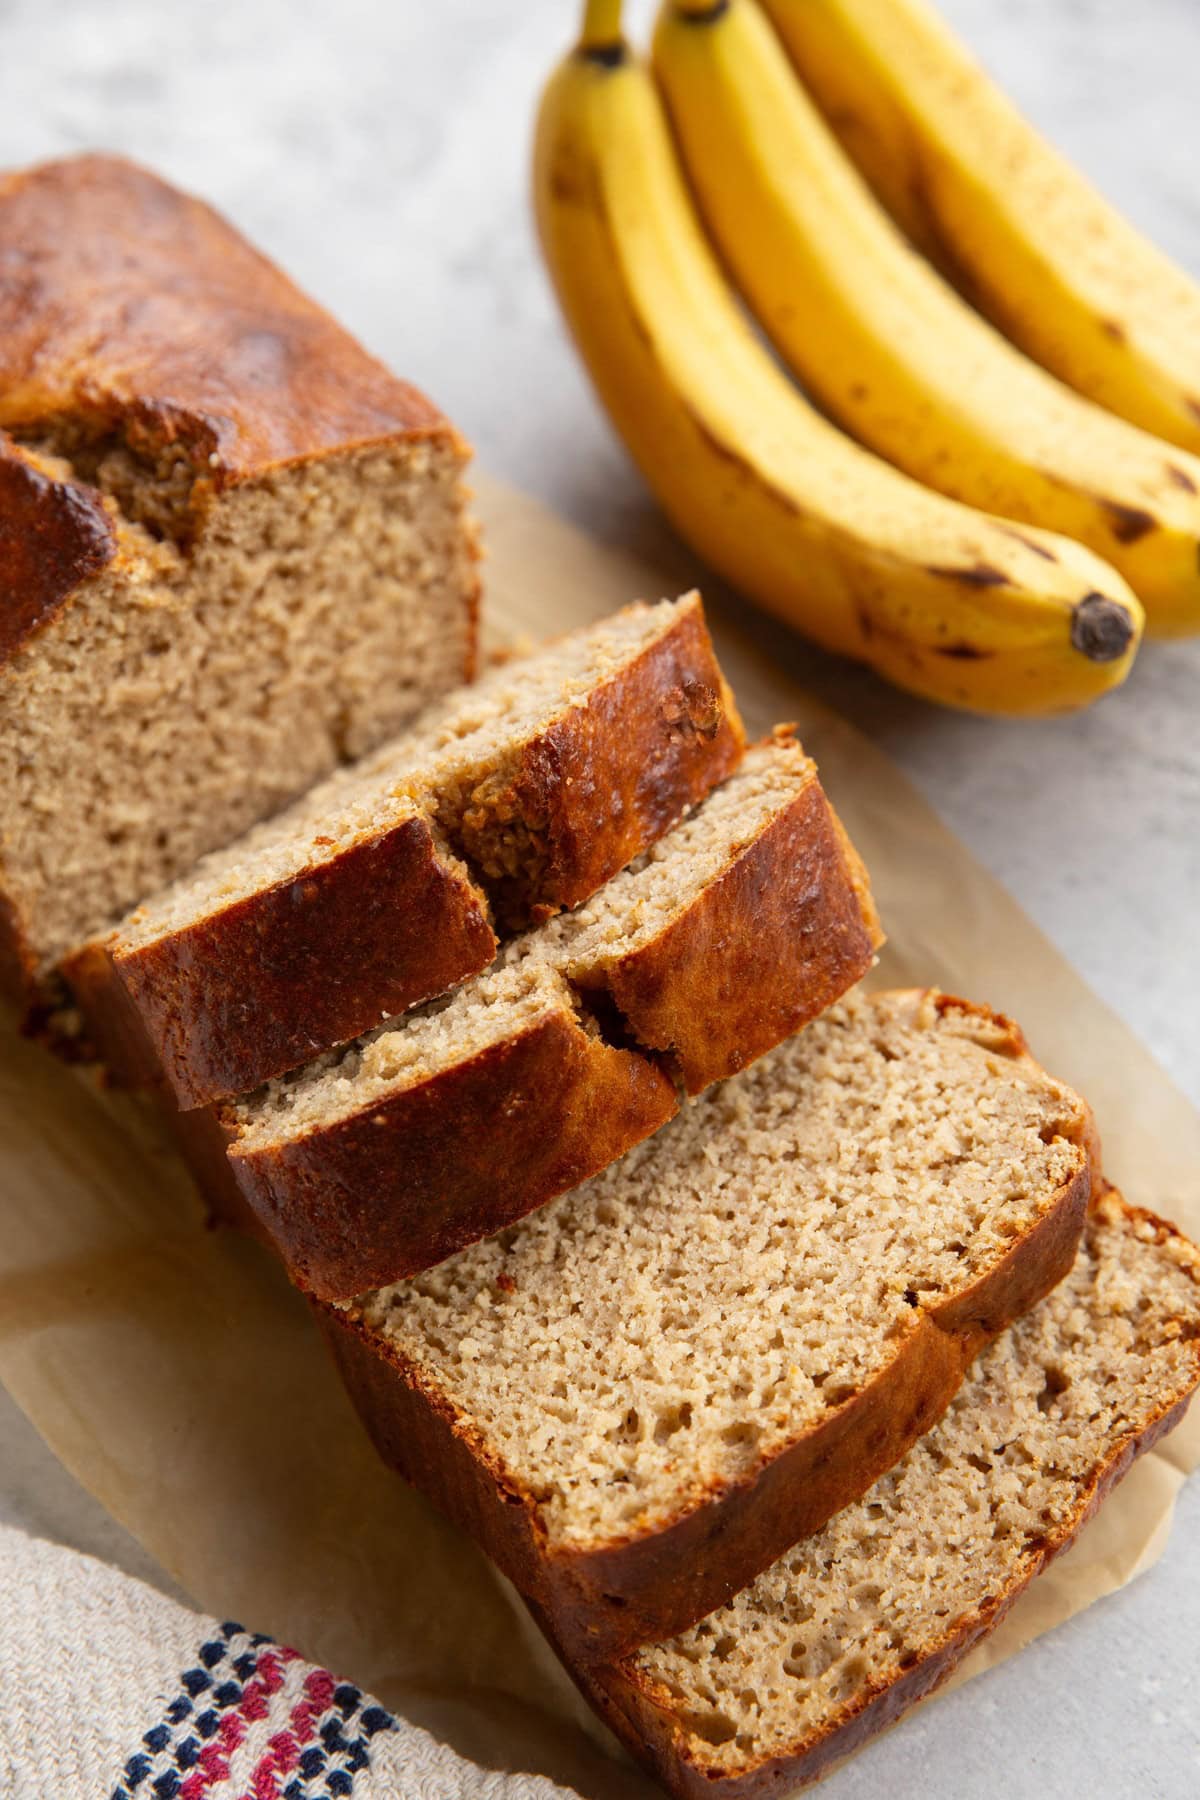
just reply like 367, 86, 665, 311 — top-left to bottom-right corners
935, 643, 993, 660
1096, 499, 1157, 545
546, 146, 603, 210
904, 158, 986, 309
1070, 593, 1137, 663
674, 0, 732, 24
680, 402, 806, 519
995, 524, 1058, 563
827, 105, 861, 136
1099, 319, 1128, 344
925, 563, 1012, 588
1166, 463, 1199, 495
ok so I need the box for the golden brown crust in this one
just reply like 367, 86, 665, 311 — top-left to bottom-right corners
0, 153, 464, 657
59, 936, 167, 1089
592, 763, 882, 1092
0, 883, 39, 1007
826, 804, 884, 948
66, 817, 498, 1109
65, 597, 743, 1109
0, 437, 118, 659
473, 605, 746, 927
230, 1007, 679, 1299
316, 1116, 1091, 1660
164, 1098, 255, 1239
570, 1206, 1200, 1799
0, 153, 452, 468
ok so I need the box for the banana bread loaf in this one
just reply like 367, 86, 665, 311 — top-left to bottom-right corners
212, 733, 880, 1296
66, 595, 743, 1107
568, 1195, 1200, 1798
319, 987, 1093, 1657
0, 153, 479, 1014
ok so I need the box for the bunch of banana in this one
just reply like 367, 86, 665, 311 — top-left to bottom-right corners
533, 0, 1143, 715
759, 0, 1200, 456
653, 0, 1200, 639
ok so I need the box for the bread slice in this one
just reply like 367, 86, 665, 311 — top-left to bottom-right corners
0, 153, 479, 1013
567, 1195, 1200, 1799
64, 594, 744, 1107
318, 987, 1092, 1657
215, 733, 880, 1297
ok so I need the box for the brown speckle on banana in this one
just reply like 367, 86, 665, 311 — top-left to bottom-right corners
677, 0, 732, 23
925, 563, 1011, 589
1096, 500, 1156, 546
996, 525, 1059, 563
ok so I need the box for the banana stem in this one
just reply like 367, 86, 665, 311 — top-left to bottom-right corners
580, 0, 624, 51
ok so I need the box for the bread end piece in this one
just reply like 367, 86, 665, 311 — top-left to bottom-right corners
73, 815, 497, 1110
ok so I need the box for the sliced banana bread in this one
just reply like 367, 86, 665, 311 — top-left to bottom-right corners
0, 153, 479, 1013
65, 594, 743, 1108
214, 733, 880, 1296
569, 1195, 1200, 1799
319, 987, 1092, 1656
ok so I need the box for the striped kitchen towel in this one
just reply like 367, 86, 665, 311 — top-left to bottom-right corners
0, 1524, 576, 1800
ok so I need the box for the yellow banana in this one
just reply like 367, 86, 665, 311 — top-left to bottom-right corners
652, 0, 1200, 639
759, 0, 1200, 457
532, 2, 1142, 716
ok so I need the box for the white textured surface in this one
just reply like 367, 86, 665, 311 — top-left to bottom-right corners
0, 0, 1197, 1793
0, 1523, 573, 1800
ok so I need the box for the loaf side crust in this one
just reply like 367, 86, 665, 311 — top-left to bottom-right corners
166, 1100, 252, 1238
573, 1202, 1200, 1799
0, 883, 39, 1011
67, 816, 497, 1108
472, 603, 745, 927
594, 764, 883, 1092
231, 1005, 679, 1298
0, 437, 117, 659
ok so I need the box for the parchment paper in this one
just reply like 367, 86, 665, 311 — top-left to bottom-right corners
1, 476, 1197, 1795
